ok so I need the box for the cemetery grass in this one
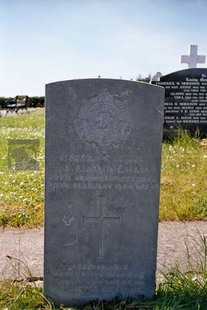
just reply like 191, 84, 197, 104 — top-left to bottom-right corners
0, 110, 207, 227
1, 232, 207, 309
0, 109, 44, 227
160, 130, 207, 221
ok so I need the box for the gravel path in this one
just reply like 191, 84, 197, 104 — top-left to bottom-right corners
1, 221, 207, 282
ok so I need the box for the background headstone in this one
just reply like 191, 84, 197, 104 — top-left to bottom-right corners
44, 78, 164, 306
152, 68, 207, 136
152, 72, 162, 82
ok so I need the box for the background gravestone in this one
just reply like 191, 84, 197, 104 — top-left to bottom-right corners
44, 78, 164, 306
152, 68, 207, 136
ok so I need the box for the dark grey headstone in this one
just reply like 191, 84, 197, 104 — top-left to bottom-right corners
153, 68, 207, 136
44, 79, 164, 306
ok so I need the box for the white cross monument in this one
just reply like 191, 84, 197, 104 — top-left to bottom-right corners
181, 45, 206, 68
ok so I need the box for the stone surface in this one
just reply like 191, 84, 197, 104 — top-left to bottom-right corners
44, 78, 164, 306
152, 68, 207, 136
181, 45, 206, 69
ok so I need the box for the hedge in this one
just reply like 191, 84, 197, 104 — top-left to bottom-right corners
0, 96, 45, 108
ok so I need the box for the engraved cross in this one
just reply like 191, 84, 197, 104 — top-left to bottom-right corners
83, 195, 120, 259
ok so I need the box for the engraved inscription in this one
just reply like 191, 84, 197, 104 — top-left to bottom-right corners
49, 156, 158, 191
51, 264, 147, 295
74, 90, 133, 148
154, 75, 207, 125
83, 195, 120, 259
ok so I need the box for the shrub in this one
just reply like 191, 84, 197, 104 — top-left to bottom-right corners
28, 97, 45, 108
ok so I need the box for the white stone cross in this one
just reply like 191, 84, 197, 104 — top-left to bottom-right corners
181, 45, 206, 68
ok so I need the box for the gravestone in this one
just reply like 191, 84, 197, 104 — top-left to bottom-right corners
44, 78, 164, 306
152, 45, 207, 136
152, 68, 207, 136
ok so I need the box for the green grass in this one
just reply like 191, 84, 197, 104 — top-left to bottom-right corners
0, 110, 207, 227
0, 273, 207, 309
1, 232, 207, 309
160, 130, 207, 220
0, 109, 44, 227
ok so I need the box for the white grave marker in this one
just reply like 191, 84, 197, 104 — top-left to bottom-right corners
181, 45, 206, 68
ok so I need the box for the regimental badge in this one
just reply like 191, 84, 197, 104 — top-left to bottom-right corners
74, 90, 133, 149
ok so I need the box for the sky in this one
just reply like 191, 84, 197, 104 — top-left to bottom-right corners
1, 0, 207, 97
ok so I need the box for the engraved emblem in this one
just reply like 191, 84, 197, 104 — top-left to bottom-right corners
63, 206, 78, 246
63, 208, 74, 226
74, 90, 133, 148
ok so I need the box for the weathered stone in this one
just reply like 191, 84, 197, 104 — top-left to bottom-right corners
44, 78, 164, 306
